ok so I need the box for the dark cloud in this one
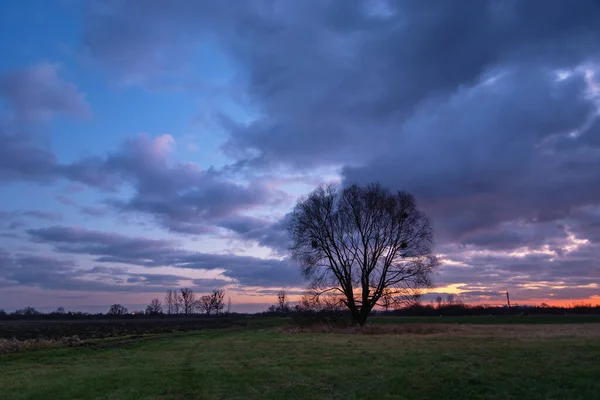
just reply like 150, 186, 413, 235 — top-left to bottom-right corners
82, 0, 600, 167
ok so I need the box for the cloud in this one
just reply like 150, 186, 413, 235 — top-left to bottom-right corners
64, 133, 286, 234
0, 210, 63, 231
0, 63, 90, 183
0, 248, 229, 293
0, 63, 91, 122
21, 211, 63, 221
27, 226, 304, 288
0, 120, 60, 183
81, 0, 600, 167
3, 1, 600, 304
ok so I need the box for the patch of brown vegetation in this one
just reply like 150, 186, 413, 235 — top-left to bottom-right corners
0, 335, 85, 354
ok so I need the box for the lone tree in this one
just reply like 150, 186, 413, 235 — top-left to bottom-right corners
289, 183, 438, 326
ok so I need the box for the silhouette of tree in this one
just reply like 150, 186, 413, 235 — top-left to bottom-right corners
179, 288, 196, 315
164, 289, 176, 314
277, 290, 290, 313
380, 289, 393, 312
13, 307, 40, 316
289, 183, 438, 326
108, 304, 128, 315
146, 298, 163, 315
210, 290, 225, 315
199, 295, 212, 315
54, 306, 66, 314
198, 291, 225, 315
435, 296, 443, 309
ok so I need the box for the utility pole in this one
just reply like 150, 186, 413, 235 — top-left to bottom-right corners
506, 291, 511, 308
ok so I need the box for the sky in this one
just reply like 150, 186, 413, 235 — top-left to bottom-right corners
1, 0, 599, 313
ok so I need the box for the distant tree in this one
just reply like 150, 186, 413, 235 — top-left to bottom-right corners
54, 306, 66, 314
0, 309, 6, 316
199, 295, 212, 315
108, 304, 128, 315
174, 291, 182, 314
146, 298, 163, 315
380, 290, 393, 312
165, 289, 176, 315
179, 288, 196, 315
14, 307, 40, 316
277, 290, 290, 313
226, 297, 232, 314
267, 305, 278, 313
289, 183, 438, 326
435, 296, 443, 309
210, 290, 226, 315
445, 294, 456, 306
198, 291, 226, 315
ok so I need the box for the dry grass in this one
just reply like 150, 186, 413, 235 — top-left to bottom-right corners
0, 335, 84, 354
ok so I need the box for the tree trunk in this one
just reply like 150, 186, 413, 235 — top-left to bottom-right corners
357, 305, 371, 326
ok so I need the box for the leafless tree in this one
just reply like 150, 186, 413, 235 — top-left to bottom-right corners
435, 296, 443, 309
54, 306, 66, 314
165, 290, 176, 315
108, 304, 128, 315
211, 290, 225, 315
226, 297, 232, 314
277, 290, 290, 313
445, 294, 456, 306
289, 183, 438, 326
380, 289, 393, 312
174, 291, 182, 314
146, 298, 163, 315
299, 291, 345, 313
199, 295, 213, 315
179, 288, 196, 315
199, 291, 226, 315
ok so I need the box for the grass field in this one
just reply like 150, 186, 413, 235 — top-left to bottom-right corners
1, 318, 600, 399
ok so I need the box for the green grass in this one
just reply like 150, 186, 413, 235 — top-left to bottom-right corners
1, 324, 599, 400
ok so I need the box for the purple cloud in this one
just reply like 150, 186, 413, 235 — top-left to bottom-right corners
0, 63, 91, 122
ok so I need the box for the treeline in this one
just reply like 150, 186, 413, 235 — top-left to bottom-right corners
107, 289, 230, 316
0, 288, 232, 320
387, 302, 600, 317
260, 290, 600, 318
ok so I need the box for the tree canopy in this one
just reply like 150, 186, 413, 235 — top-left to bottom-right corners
289, 183, 438, 326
